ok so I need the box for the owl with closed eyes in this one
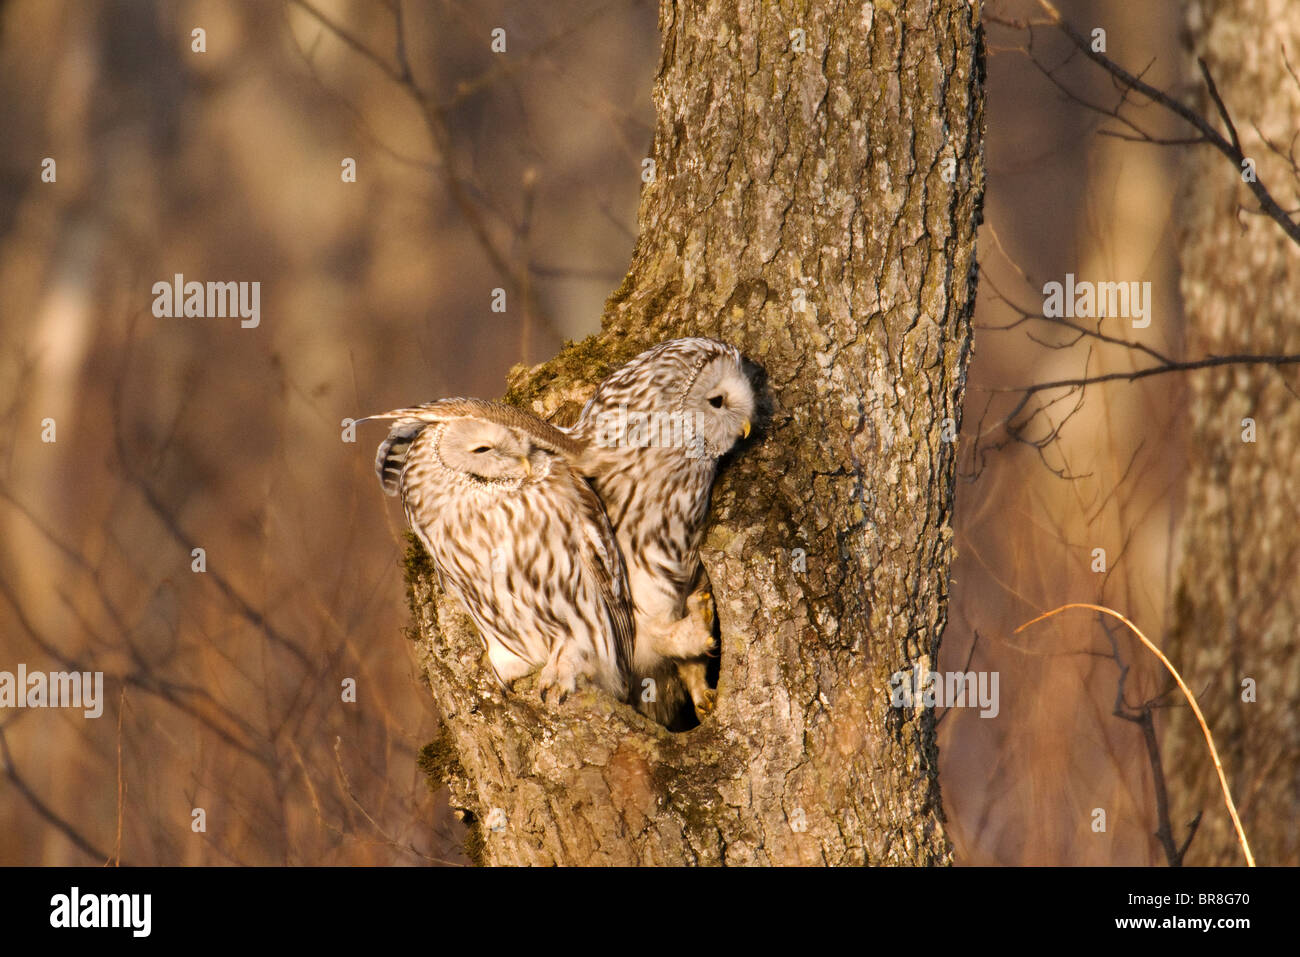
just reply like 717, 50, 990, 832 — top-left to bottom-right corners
566, 338, 757, 726
363, 398, 634, 702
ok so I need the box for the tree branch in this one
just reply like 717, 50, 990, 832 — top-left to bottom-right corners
986, 0, 1300, 244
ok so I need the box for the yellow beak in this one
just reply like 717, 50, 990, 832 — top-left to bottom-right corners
740, 420, 752, 440
519, 456, 533, 477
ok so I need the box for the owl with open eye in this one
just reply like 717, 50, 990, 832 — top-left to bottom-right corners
363, 398, 634, 703
566, 338, 757, 726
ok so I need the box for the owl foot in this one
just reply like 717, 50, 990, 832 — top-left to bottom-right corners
537, 653, 590, 705
688, 588, 715, 631
650, 613, 716, 660
540, 675, 590, 704
538, 675, 574, 705
677, 659, 715, 719
695, 688, 717, 716
646, 588, 717, 660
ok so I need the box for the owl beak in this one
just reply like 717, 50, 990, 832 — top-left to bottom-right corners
518, 456, 533, 477
739, 419, 752, 440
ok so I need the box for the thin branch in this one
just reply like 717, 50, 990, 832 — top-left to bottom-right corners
0, 726, 112, 864
990, 351, 1300, 407
1015, 603, 1255, 866
286, 0, 561, 342
977, 272, 1176, 367
1019, 0, 1300, 244
1099, 619, 1194, 866
1199, 58, 1241, 154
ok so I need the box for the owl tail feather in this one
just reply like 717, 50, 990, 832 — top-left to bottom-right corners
354, 406, 455, 496
370, 421, 427, 496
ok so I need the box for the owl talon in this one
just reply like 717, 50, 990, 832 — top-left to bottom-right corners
538, 654, 587, 705
688, 588, 715, 631
650, 613, 716, 660
677, 660, 715, 719
539, 681, 569, 705
694, 688, 717, 716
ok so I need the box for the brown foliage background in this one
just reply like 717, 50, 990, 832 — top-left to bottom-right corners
0, 0, 1288, 864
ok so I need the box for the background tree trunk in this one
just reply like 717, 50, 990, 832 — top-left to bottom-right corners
410, 0, 984, 865
1169, 0, 1300, 866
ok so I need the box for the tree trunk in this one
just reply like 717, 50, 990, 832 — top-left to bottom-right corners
409, 0, 984, 865
1168, 0, 1300, 866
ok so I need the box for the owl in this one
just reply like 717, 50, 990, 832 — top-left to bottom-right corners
363, 398, 634, 702
566, 338, 757, 725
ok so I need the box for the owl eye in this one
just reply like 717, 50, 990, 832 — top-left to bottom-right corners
707, 395, 724, 408
471, 446, 492, 454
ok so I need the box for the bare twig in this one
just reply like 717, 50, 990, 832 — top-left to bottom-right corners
112, 686, 126, 866
991, 351, 1300, 408
0, 725, 112, 864
286, 0, 562, 343
989, 0, 1300, 244
1098, 619, 1196, 866
1016, 603, 1255, 866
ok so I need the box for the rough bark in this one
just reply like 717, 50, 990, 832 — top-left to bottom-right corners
1170, 0, 1300, 865
409, 0, 984, 865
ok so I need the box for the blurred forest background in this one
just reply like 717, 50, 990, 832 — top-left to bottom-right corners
0, 0, 1290, 865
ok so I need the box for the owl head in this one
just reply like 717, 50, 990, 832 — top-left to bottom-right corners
434, 417, 553, 485
675, 343, 757, 459
576, 337, 758, 461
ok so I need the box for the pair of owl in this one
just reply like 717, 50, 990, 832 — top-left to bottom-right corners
364, 337, 757, 726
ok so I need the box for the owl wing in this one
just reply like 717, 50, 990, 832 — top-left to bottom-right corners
570, 470, 636, 680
